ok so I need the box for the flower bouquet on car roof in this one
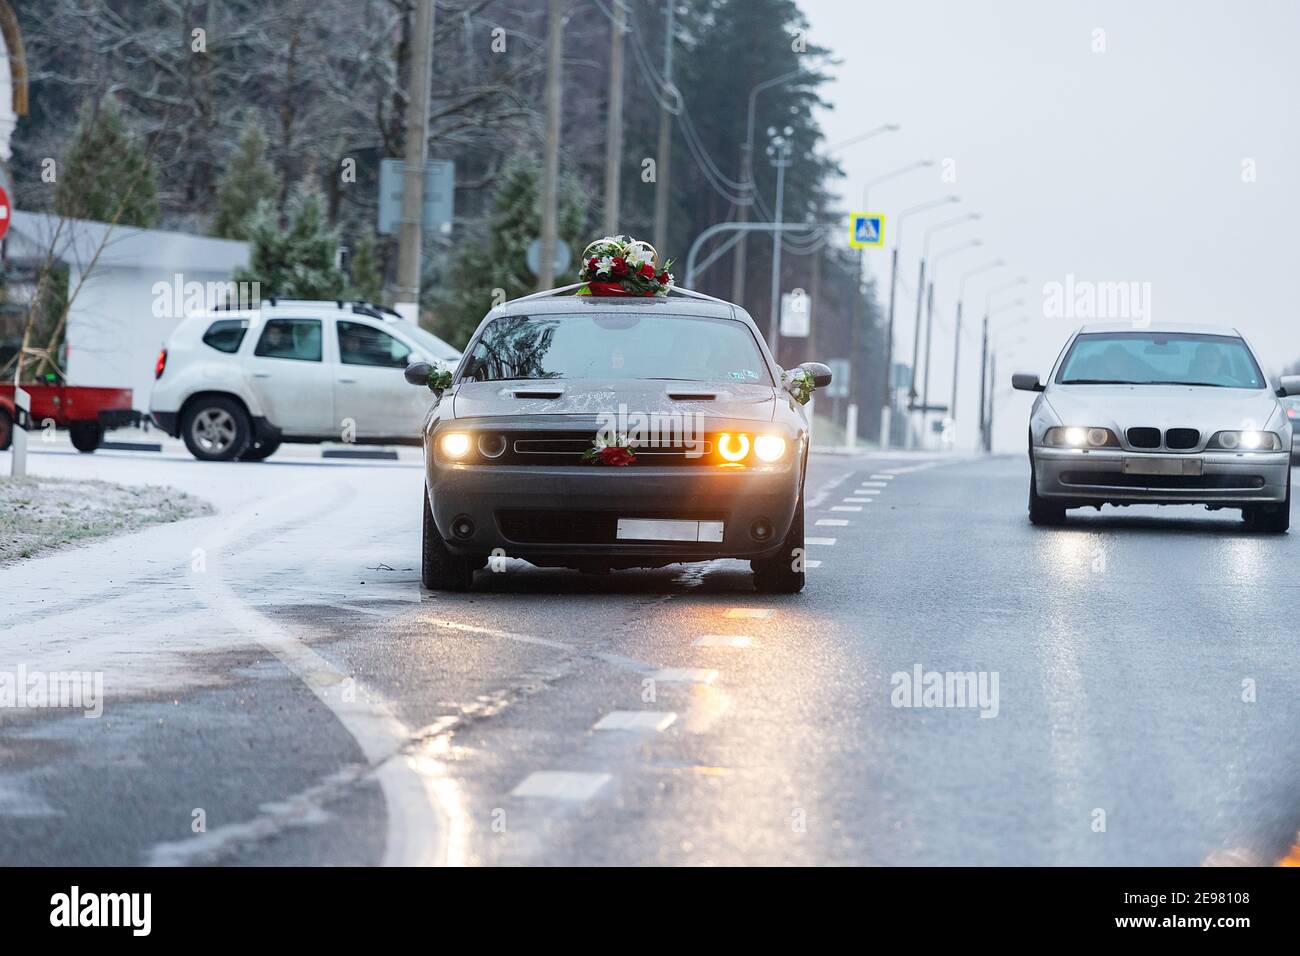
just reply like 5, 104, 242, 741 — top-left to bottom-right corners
577, 235, 674, 297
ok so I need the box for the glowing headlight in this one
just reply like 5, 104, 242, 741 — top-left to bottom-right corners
440, 431, 471, 458
1240, 431, 1264, 450
1210, 430, 1279, 451
753, 434, 786, 462
1045, 426, 1116, 448
1063, 427, 1087, 447
717, 432, 751, 462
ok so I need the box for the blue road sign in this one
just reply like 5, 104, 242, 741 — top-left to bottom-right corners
849, 213, 885, 248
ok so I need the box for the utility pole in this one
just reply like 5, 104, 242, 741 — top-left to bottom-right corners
731, 142, 751, 305
602, 0, 626, 235
395, 0, 435, 318
538, 0, 564, 290
907, 255, 927, 444
951, 299, 963, 422
978, 313, 990, 452
986, 350, 997, 452
765, 132, 792, 358
920, 278, 935, 445
651, 0, 675, 257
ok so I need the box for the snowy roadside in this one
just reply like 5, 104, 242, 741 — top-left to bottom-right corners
0, 475, 212, 565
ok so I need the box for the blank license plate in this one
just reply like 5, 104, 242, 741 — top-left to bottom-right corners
1122, 458, 1203, 476
616, 519, 725, 542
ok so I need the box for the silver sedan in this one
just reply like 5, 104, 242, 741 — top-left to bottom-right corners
1014, 323, 1300, 531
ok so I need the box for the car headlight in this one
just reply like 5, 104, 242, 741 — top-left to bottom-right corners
439, 431, 472, 459
753, 434, 786, 462
1208, 430, 1280, 451
477, 433, 508, 459
717, 432, 751, 462
1044, 426, 1119, 448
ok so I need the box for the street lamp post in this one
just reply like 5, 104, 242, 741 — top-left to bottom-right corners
765, 129, 793, 358
910, 211, 980, 447
979, 283, 1027, 451
885, 195, 958, 448
920, 238, 982, 444
952, 258, 1005, 429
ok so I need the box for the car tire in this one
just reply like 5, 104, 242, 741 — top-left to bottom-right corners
751, 493, 806, 594
182, 396, 251, 462
1244, 469, 1291, 533
238, 438, 281, 462
0, 408, 11, 451
422, 486, 474, 591
1028, 448, 1067, 526
69, 421, 102, 453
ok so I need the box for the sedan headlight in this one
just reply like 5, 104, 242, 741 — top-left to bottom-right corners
1044, 426, 1119, 448
1207, 430, 1281, 451
439, 431, 472, 459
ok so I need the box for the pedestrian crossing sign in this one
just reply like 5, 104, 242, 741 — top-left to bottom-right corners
849, 213, 885, 248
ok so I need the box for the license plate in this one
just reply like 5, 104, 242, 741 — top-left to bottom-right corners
616, 519, 725, 542
1122, 457, 1203, 476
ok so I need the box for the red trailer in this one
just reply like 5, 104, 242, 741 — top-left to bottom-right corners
0, 383, 136, 453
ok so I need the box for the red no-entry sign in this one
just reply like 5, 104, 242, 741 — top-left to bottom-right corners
0, 185, 10, 241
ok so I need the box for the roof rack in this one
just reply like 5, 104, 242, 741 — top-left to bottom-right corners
504, 283, 726, 306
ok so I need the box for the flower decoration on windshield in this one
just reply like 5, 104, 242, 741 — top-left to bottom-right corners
426, 363, 454, 390
782, 367, 815, 405
576, 235, 674, 297
581, 432, 638, 466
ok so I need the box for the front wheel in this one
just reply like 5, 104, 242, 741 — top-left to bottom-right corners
1028, 448, 1067, 526
1243, 469, 1291, 533
422, 487, 474, 590
69, 421, 102, 453
751, 494, 806, 594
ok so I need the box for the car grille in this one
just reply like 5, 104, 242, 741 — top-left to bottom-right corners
1060, 472, 1265, 490
1124, 427, 1201, 450
496, 509, 727, 545
1126, 427, 1161, 448
1164, 428, 1200, 449
463, 429, 715, 466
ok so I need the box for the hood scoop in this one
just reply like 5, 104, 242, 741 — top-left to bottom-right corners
504, 386, 565, 400
666, 390, 718, 401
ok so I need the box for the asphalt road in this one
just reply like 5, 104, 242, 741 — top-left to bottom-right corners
2, 442, 1298, 866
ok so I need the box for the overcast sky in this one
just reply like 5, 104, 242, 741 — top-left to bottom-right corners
801, 0, 1300, 450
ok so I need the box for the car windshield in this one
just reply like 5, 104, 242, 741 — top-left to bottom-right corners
461, 312, 773, 385
1056, 332, 1264, 388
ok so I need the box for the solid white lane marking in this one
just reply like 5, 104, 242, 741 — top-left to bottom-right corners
512, 771, 611, 801
593, 711, 677, 731
816, 518, 849, 526
806, 537, 837, 545
694, 635, 753, 648
724, 607, 771, 619
842, 497, 870, 503
649, 668, 718, 684
804, 559, 822, 568
831, 505, 862, 512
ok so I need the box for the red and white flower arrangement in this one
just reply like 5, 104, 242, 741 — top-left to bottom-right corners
577, 235, 674, 297
581, 432, 638, 466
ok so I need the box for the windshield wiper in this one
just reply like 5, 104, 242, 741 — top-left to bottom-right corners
1060, 379, 1132, 385
1160, 381, 1226, 388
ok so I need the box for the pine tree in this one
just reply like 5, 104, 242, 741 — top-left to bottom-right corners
54, 97, 159, 227
211, 118, 281, 240
347, 231, 384, 303
432, 159, 587, 347
234, 184, 347, 299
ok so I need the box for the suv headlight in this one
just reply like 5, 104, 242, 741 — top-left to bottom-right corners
1044, 426, 1119, 448
1207, 430, 1281, 451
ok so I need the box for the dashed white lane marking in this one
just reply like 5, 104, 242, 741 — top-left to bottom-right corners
649, 668, 718, 684
869, 474, 895, 480
805, 560, 823, 569
724, 607, 772, 619
831, 505, 862, 512
593, 711, 677, 731
816, 518, 849, 526
694, 635, 753, 648
855, 489, 882, 495
842, 497, 871, 503
511, 772, 612, 801
806, 536, 837, 545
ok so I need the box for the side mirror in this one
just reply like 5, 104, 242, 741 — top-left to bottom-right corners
1277, 375, 1300, 397
404, 361, 433, 387
800, 362, 833, 389
1011, 372, 1045, 392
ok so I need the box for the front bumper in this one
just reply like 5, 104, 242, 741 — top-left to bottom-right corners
426, 460, 802, 564
1034, 446, 1290, 506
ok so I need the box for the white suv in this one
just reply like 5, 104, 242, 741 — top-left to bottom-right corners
150, 300, 460, 461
